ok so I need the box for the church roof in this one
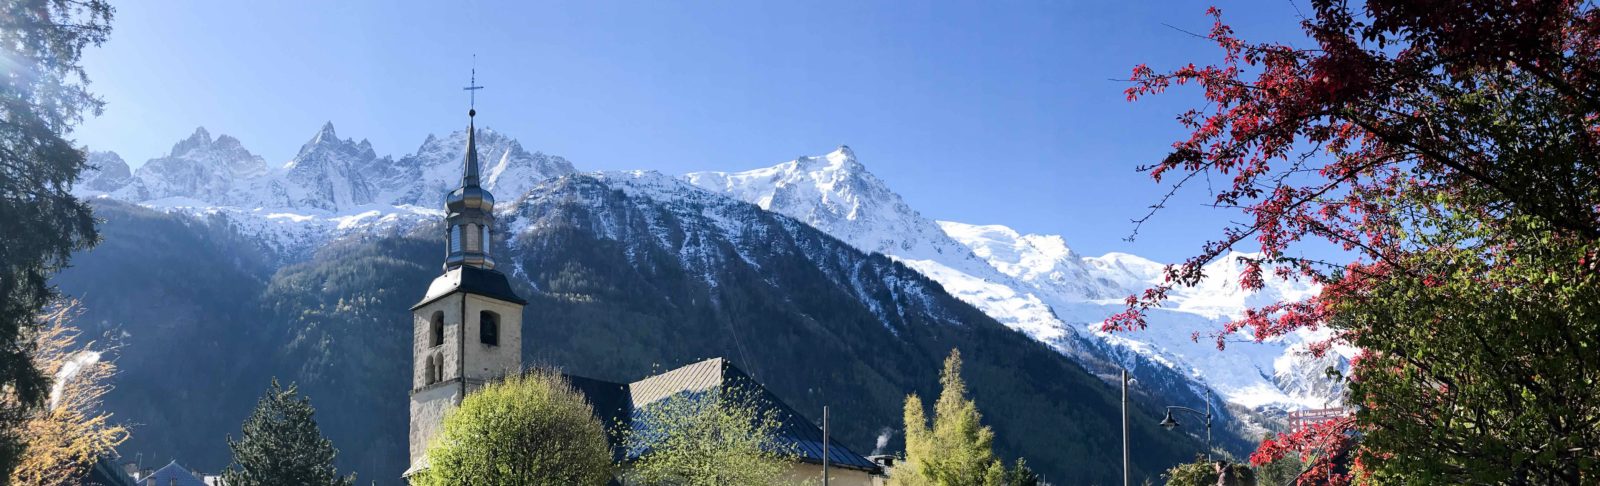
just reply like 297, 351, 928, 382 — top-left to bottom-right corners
412, 265, 527, 309
566, 358, 881, 473
143, 460, 208, 486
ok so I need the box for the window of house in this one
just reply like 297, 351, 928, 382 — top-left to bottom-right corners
430, 311, 445, 347
449, 225, 462, 254
480, 311, 499, 346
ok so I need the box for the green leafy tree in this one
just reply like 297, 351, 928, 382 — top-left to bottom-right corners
1162, 457, 1215, 486
222, 379, 354, 486
1163, 455, 1254, 486
622, 380, 797, 486
895, 349, 1034, 486
1251, 452, 1304, 486
1005, 458, 1042, 486
0, 0, 113, 476
414, 369, 613, 486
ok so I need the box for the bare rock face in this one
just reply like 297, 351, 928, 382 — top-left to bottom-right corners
79, 151, 132, 193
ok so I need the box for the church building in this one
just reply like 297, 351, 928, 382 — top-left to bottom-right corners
404, 107, 885, 485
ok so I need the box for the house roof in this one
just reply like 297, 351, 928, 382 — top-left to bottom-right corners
412, 265, 527, 309
143, 461, 207, 486
569, 358, 880, 473
565, 374, 634, 463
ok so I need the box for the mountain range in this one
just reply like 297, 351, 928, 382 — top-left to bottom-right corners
61, 122, 1346, 483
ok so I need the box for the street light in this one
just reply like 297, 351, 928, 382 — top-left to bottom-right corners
1160, 388, 1214, 460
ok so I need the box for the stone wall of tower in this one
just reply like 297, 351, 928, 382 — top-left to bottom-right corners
409, 294, 463, 466
461, 294, 522, 382
407, 291, 525, 472
413, 295, 462, 389
408, 384, 461, 467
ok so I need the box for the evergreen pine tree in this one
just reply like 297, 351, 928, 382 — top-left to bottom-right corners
893, 349, 1018, 486
222, 379, 354, 486
0, 0, 114, 476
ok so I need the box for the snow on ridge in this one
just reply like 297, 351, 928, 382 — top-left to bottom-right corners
77, 125, 1345, 410
691, 146, 1344, 411
76, 124, 574, 258
686, 148, 1111, 369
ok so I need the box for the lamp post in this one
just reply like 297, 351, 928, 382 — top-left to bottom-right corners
1159, 388, 1214, 460
1121, 369, 1130, 486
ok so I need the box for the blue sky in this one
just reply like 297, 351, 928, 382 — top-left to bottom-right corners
75, 1, 1311, 263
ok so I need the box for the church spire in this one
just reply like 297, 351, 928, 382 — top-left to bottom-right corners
462, 110, 480, 188
461, 63, 484, 188
442, 68, 495, 271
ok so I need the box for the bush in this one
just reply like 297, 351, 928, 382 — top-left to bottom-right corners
412, 369, 614, 485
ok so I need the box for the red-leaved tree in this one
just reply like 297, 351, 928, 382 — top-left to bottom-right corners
1117, 1, 1600, 484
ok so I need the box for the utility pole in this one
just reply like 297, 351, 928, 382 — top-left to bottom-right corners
1122, 369, 1130, 486
823, 405, 831, 486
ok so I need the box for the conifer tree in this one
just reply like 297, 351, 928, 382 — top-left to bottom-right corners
222, 379, 354, 486
894, 349, 1031, 486
6, 301, 127, 484
0, 0, 114, 476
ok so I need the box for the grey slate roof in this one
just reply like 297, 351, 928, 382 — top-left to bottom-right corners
566, 358, 881, 473
412, 265, 527, 309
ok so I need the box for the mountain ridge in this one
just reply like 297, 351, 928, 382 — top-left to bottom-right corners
75, 124, 1345, 412
64, 125, 1354, 479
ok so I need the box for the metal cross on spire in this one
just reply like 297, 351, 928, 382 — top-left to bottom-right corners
463, 55, 484, 111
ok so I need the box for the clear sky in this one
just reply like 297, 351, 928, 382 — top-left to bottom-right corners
75, 0, 1312, 263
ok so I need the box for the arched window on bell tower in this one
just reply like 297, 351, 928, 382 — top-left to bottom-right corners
449, 225, 462, 255
479, 311, 499, 346
481, 225, 491, 259
430, 311, 445, 347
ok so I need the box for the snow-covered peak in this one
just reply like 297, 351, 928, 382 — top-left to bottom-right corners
112, 127, 270, 205
282, 123, 384, 211
170, 126, 212, 155
76, 151, 132, 195
937, 221, 1122, 301
1166, 251, 1322, 321
685, 146, 967, 261
689, 146, 1342, 411
312, 121, 338, 144
686, 148, 1087, 359
387, 127, 576, 208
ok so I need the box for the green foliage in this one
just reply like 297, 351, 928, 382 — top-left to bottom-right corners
413, 369, 613, 486
222, 379, 354, 486
1162, 457, 1214, 486
0, 0, 113, 476
622, 382, 797, 486
1334, 195, 1600, 483
1162, 456, 1254, 486
894, 350, 1036, 486
1251, 453, 1303, 486
1005, 458, 1042, 486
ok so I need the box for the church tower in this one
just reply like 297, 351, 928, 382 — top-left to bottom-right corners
406, 107, 527, 475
